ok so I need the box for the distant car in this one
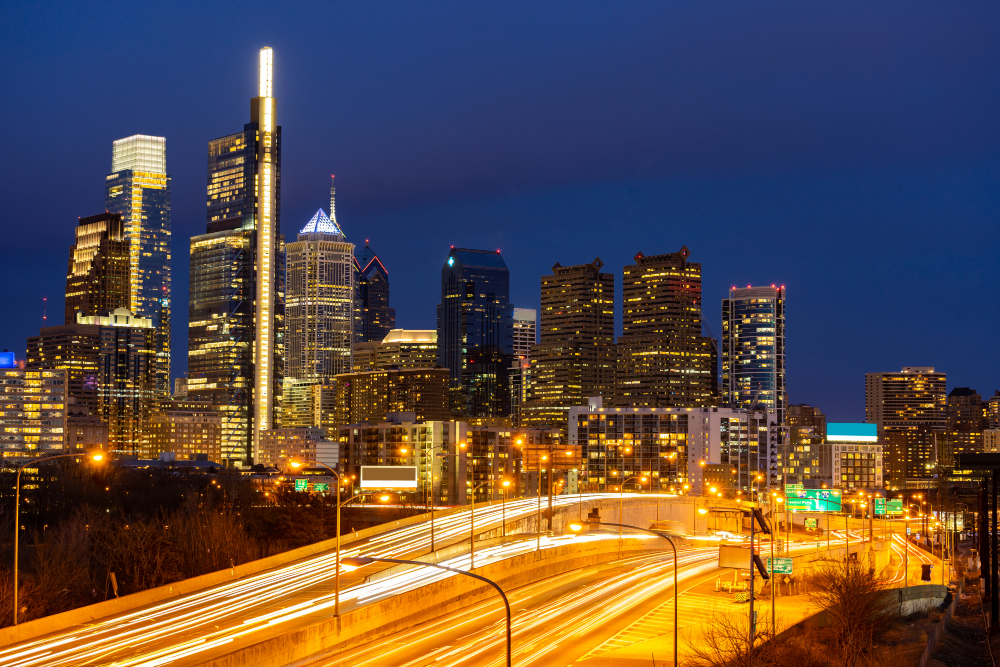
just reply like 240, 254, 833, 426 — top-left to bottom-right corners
714, 530, 748, 542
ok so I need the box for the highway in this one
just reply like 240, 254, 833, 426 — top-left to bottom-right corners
0, 493, 652, 667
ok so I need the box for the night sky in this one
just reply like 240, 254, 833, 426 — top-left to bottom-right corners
2, 1, 998, 421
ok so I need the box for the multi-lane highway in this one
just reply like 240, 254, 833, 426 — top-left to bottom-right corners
0, 494, 648, 667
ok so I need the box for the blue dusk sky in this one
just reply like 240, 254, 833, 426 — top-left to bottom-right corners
1, 1, 998, 420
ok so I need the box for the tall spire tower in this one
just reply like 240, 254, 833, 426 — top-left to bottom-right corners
330, 175, 336, 225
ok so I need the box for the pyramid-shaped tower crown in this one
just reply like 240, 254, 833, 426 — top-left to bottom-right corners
299, 208, 343, 237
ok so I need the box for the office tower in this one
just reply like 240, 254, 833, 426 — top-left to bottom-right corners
281, 378, 337, 431
334, 367, 450, 424
786, 404, 827, 487
29, 309, 157, 454
523, 259, 615, 429
721, 285, 787, 423
989, 392, 1000, 429
937, 387, 987, 471
188, 47, 284, 465
437, 248, 514, 418
0, 369, 67, 456
64, 213, 130, 323
352, 342, 379, 372
512, 309, 536, 359
105, 135, 171, 400
509, 308, 536, 426
616, 247, 715, 408
827, 423, 883, 491
865, 367, 946, 486
353, 223, 395, 344
377, 330, 438, 369
285, 208, 355, 380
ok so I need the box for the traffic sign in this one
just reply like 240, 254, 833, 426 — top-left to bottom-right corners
767, 557, 793, 574
313, 483, 329, 492
784, 483, 804, 492
804, 518, 818, 529
294, 478, 308, 491
785, 489, 842, 512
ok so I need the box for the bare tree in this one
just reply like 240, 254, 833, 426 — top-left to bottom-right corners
686, 610, 824, 667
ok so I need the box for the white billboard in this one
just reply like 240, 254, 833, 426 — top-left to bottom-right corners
359, 465, 418, 489
718, 544, 751, 570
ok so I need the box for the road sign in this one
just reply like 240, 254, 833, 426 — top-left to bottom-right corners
874, 497, 886, 515
784, 483, 804, 492
887, 499, 903, 515
313, 483, 329, 492
294, 478, 308, 492
785, 489, 842, 512
804, 518, 818, 529
767, 557, 793, 574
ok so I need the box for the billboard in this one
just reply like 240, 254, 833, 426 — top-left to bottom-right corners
719, 545, 751, 570
827, 423, 878, 443
0, 352, 15, 368
360, 466, 418, 489
785, 488, 842, 512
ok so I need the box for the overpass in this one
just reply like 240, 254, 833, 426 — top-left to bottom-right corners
0, 493, 718, 667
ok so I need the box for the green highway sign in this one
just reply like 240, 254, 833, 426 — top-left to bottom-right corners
784, 484, 804, 492
874, 498, 885, 515
888, 499, 903, 515
767, 557, 793, 574
875, 498, 904, 515
804, 518, 818, 529
294, 478, 308, 492
313, 483, 329, 492
785, 489, 842, 512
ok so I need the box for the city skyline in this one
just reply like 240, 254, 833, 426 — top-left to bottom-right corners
2, 3, 998, 423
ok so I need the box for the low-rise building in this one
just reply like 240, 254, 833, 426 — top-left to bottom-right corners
147, 403, 222, 461
827, 423, 883, 491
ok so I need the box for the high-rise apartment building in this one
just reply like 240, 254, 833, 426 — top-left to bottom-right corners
334, 367, 450, 425
721, 286, 786, 423
786, 403, 827, 487
523, 259, 615, 429
437, 248, 513, 418
616, 248, 715, 408
0, 368, 68, 457
105, 135, 171, 400
865, 366, 946, 486
937, 387, 987, 471
285, 208, 355, 379
354, 229, 395, 344
188, 47, 284, 465
64, 213, 130, 323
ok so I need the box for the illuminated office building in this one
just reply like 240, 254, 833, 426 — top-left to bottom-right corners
64, 213, 130, 323
334, 367, 450, 425
188, 47, 284, 465
286, 207, 355, 380
0, 368, 67, 458
721, 285, 787, 424
936, 387, 987, 474
616, 248, 715, 408
865, 366, 946, 486
353, 221, 395, 344
377, 330, 437, 369
512, 308, 536, 360
437, 248, 514, 418
105, 135, 171, 400
785, 403, 827, 487
523, 259, 615, 429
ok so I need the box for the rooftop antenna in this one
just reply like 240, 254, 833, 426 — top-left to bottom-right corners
42, 297, 47, 324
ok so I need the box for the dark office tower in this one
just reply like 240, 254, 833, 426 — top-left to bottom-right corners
354, 243, 395, 343
188, 47, 284, 465
721, 286, 787, 423
523, 258, 615, 429
64, 213, 130, 323
104, 135, 171, 400
615, 247, 714, 407
437, 248, 514, 418
865, 366, 946, 486
937, 387, 987, 470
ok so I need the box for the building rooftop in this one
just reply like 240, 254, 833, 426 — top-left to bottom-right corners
381, 329, 437, 344
299, 208, 343, 237
447, 248, 508, 270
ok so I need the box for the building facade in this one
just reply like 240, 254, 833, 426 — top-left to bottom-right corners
0, 369, 67, 457
936, 387, 987, 471
721, 286, 786, 424
436, 248, 514, 418
786, 403, 827, 487
354, 232, 395, 343
147, 404, 222, 461
285, 208, 355, 380
865, 367, 946, 486
258, 426, 338, 470
827, 423, 883, 491
377, 330, 438, 369
281, 378, 337, 431
334, 367, 450, 425
523, 259, 615, 430
615, 247, 715, 408
188, 47, 285, 465
64, 213, 130, 323
104, 135, 171, 400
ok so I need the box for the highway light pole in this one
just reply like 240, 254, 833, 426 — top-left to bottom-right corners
14, 450, 104, 625
431, 442, 467, 552
470, 480, 492, 568
343, 555, 512, 667
570, 521, 679, 667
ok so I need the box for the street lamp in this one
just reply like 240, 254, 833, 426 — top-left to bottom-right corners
570, 521, 679, 667
501, 479, 511, 537
430, 442, 468, 552
343, 555, 513, 667
470, 480, 492, 567
14, 449, 104, 625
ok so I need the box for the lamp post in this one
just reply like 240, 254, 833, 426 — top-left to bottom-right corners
343, 555, 513, 667
612, 472, 647, 538
14, 450, 105, 625
290, 459, 385, 625
570, 521, 679, 667
501, 479, 511, 537
470, 480, 492, 568
430, 442, 467, 552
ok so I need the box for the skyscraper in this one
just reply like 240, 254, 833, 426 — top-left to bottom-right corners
523, 259, 615, 429
721, 286, 787, 423
865, 366, 946, 486
936, 387, 987, 471
64, 213, 130, 323
352, 184, 395, 343
437, 248, 513, 418
615, 247, 715, 407
187, 47, 284, 465
285, 208, 355, 379
105, 135, 171, 399
512, 309, 536, 360
786, 403, 827, 487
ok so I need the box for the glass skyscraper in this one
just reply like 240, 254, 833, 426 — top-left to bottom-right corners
721, 286, 787, 423
188, 47, 284, 465
104, 134, 171, 400
64, 212, 130, 323
436, 248, 514, 418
